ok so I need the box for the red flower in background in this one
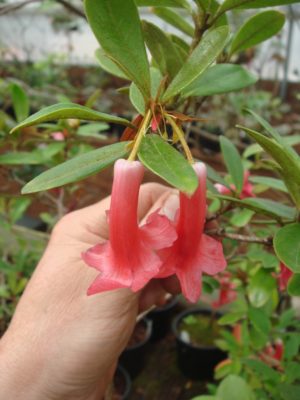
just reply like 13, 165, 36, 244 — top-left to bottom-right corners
158, 162, 227, 303
82, 159, 177, 294
278, 262, 293, 291
212, 272, 237, 309
215, 171, 255, 199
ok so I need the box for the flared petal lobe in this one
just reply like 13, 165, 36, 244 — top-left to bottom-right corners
82, 159, 177, 295
160, 162, 227, 303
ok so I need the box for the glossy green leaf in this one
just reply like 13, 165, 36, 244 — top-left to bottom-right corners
220, 136, 244, 193
11, 103, 132, 134
278, 383, 300, 400
206, 164, 231, 189
239, 126, 300, 209
230, 209, 254, 227
197, 0, 228, 27
288, 274, 300, 296
0, 143, 65, 165
274, 224, 300, 273
230, 11, 285, 55
249, 176, 288, 193
217, 0, 300, 15
162, 25, 229, 102
248, 269, 276, 308
85, 0, 150, 99
142, 21, 182, 79
10, 83, 30, 123
217, 375, 254, 400
183, 64, 257, 97
130, 68, 162, 115
95, 48, 129, 79
215, 195, 297, 221
138, 134, 198, 194
152, 7, 194, 36
170, 34, 190, 54
136, 0, 188, 7
248, 307, 270, 335
21, 141, 131, 194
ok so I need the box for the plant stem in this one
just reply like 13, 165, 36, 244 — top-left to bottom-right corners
165, 114, 194, 164
127, 109, 152, 162
206, 228, 273, 245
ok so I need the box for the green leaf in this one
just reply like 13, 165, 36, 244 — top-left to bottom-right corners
274, 224, 300, 273
244, 359, 281, 382
218, 312, 244, 325
191, 397, 219, 400
230, 11, 285, 55
95, 48, 129, 79
170, 34, 190, 54
130, 68, 162, 115
85, 0, 150, 99
249, 176, 288, 193
197, 0, 228, 28
219, 136, 244, 193
21, 142, 131, 193
183, 64, 257, 97
206, 164, 231, 189
10, 83, 30, 123
9, 197, 31, 224
248, 307, 271, 335
138, 134, 198, 194
230, 209, 254, 227
215, 195, 297, 221
142, 21, 183, 79
239, 125, 300, 209
11, 103, 132, 134
288, 274, 300, 296
162, 25, 229, 102
136, 0, 188, 7
216, 0, 300, 15
152, 7, 194, 37
217, 375, 254, 400
248, 269, 276, 308
278, 383, 300, 400
0, 143, 65, 165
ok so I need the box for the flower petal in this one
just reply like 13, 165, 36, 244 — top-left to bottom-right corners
176, 261, 202, 303
87, 275, 129, 295
198, 234, 227, 275
140, 210, 177, 250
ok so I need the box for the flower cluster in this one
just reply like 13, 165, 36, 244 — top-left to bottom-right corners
82, 159, 227, 302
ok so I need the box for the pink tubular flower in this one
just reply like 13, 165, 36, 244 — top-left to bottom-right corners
215, 171, 255, 199
278, 262, 293, 291
158, 162, 227, 303
82, 159, 177, 295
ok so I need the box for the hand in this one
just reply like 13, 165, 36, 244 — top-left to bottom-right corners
0, 183, 179, 400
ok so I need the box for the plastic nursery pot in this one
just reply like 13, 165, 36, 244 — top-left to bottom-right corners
119, 317, 152, 379
172, 308, 227, 380
148, 296, 179, 342
112, 365, 131, 400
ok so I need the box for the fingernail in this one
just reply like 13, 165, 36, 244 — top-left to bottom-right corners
162, 193, 179, 220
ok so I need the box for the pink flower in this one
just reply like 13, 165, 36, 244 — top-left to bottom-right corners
215, 171, 255, 199
51, 131, 65, 141
158, 162, 227, 303
278, 262, 293, 291
212, 272, 237, 309
82, 159, 177, 295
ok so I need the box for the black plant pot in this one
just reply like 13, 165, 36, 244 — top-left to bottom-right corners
172, 308, 227, 380
148, 296, 179, 342
112, 365, 131, 400
119, 317, 152, 379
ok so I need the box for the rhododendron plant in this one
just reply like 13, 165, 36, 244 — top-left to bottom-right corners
212, 272, 237, 309
82, 159, 177, 294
